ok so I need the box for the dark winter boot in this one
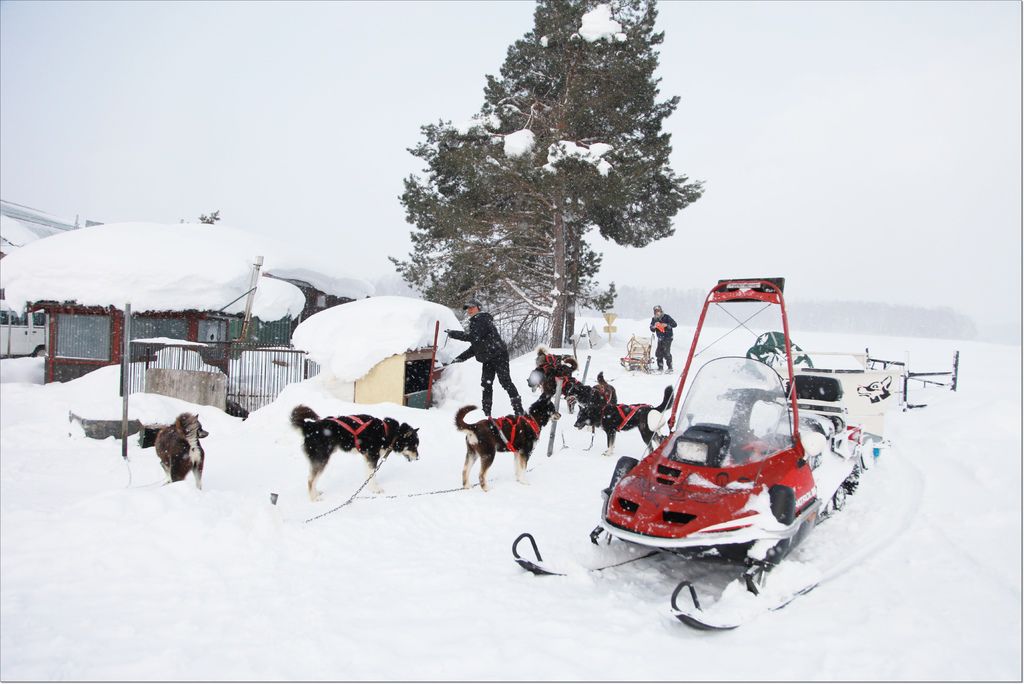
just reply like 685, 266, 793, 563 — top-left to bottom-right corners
511, 397, 524, 417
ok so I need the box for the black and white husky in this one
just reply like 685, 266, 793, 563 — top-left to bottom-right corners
290, 405, 421, 501
155, 413, 208, 489
574, 386, 673, 458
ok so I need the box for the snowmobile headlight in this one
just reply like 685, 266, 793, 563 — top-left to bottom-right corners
672, 439, 708, 464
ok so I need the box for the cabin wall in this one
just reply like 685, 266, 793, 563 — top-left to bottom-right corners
354, 355, 404, 405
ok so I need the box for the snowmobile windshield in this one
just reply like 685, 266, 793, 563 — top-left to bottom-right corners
670, 357, 794, 467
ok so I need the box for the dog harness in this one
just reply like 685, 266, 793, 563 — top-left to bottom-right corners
540, 354, 574, 383
539, 353, 560, 373
615, 404, 651, 431
561, 375, 582, 397
595, 384, 616, 407
490, 415, 541, 452
327, 415, 389, 449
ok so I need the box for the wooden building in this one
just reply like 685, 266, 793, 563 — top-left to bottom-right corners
348, 346, 437, 408
31, 302, 263, 383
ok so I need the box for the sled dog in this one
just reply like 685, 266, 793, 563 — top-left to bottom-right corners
155, 413, 208, 489
528, 348, 579, 404
455, 397, 559, 491
575, 386, 673, 458
290, 405, 420, 501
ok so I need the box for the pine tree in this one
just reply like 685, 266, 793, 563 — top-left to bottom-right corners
198, 210, 221, 224
394, 0, 702, 348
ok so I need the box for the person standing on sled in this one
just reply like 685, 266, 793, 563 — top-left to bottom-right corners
446, 299, 525, 417
649, 305, 678, 372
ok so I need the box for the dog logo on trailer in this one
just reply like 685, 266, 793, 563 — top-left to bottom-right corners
857, 376, 893, 403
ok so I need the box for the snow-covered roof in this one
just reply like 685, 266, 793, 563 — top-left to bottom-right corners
292, 295, 464, 383
0, 200, 83, 253
1, 215, 61, 251
263, 267, 374, 301
0, 222, 311, 320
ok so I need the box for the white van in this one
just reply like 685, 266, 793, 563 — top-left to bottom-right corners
0, 306, 48, 358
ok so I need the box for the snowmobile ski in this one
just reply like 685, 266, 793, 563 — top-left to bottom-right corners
512, 532, 658, 576
512, 532, 565, 576
669, 564, 820, 630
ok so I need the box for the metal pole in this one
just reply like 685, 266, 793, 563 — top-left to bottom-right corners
559, 356, 589, 449
237, 256, 264, 342
546, 377, 563, 457
121, 302, 131, 460
425, 321, 440, 409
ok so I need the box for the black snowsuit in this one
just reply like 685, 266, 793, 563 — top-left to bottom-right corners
649, 313, 678, 371
448, 312, 523, 416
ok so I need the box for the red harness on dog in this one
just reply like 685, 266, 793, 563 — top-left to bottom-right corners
327, 415, 389, 449
561, 375, 582, 397
594, 384, 616, 407
615, 404, 650, 431
540, 354, 560, 372
541, 354, 574, 385
490, 415, 541, 452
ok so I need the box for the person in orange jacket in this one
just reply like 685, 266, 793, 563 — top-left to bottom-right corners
649, 305, 678, 372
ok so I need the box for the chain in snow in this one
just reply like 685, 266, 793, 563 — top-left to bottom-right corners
304, 450, 393, 523
305, 450, 549, 522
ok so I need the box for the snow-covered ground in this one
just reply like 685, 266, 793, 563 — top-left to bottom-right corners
1, 316, 1020, 680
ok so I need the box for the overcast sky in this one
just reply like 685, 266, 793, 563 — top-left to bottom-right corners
1, 1, 1020, 333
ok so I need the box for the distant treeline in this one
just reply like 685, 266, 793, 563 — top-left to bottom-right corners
603, 285, 980, 341
374, 275, 992, 342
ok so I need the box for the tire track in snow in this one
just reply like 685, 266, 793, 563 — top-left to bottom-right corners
804, 447, 925, 585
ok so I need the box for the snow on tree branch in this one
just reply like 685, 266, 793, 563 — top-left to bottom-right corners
505, 277, 555, 315
578, 4, 628, 43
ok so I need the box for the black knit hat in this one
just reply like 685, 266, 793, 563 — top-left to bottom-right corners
463, 299, 483, 311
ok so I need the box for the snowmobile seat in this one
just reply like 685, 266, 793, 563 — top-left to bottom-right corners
794, 375, 843, 402
794, 373, 847, 432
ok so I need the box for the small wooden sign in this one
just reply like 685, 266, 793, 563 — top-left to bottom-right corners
603, 325, 617, 333
603, 312, 617, 325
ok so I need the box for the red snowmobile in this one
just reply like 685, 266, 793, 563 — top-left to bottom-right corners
513, 278, 870, 629
604, 278, 816, 557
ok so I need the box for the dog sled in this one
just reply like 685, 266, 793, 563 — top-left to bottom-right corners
620, 335, 655, 373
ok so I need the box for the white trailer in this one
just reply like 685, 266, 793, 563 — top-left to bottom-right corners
0, 304, 48, 358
